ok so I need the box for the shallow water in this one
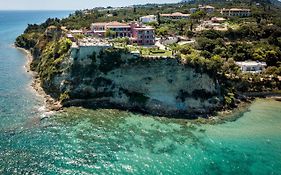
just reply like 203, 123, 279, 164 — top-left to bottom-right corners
1, 99, 280, 174
0, 11, 281, 174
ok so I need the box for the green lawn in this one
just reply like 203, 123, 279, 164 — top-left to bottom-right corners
139, 47, 173, 57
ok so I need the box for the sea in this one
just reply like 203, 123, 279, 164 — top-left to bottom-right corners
0, 11, 281, 175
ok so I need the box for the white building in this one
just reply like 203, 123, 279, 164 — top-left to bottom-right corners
70, 37, 112, 60
199, 5, 215, 13
140, 15, 157, 23
190, 8, 197, 14
236, 61, 267, 73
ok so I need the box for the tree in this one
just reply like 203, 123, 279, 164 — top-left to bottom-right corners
189, 21, 194, 31
157, 26, 169, 36
265, 50, 280, 66
190, 10, 206, 22
176, 19, 189, 35
105, 29, 117, 38
157, 13, 161, 26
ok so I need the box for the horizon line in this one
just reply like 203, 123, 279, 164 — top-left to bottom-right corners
0, 9, 76, 11
0, 2, 180, 11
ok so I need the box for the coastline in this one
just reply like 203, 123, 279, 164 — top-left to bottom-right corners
16, 46, 62, 113
15, 46, 281, 122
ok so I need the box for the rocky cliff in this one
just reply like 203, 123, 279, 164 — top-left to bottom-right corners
45, 44, 224, 118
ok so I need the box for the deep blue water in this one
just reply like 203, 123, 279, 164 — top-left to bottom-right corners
0, 11, 281, 175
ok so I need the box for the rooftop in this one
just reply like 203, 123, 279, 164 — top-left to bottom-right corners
211, 17, 226, 21
76, 37, 112, 47
160, 12, 190, 17
222, 8, 251, 12
199, 5, 215, 9
134, 26, 155, 30
140, 15, 156, 18
236, 61, 267, 66
70, 30, 84, 34
92, 21, 130, 27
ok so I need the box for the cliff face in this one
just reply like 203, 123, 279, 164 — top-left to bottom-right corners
48, 46, 224, 118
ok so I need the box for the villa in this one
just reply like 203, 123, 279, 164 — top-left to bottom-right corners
236, 61, 267, 73
90, 21, 155, 45
131, 23, 155, 45
140, 15, 157, 23
91, 21, 132, 38
160, 12, 190, 20
221, 8, 251, 17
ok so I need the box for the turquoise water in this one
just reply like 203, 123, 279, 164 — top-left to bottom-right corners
0, 11, 281, 175
0, 11, 71, 128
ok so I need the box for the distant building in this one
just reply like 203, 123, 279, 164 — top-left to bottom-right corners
140, 15, 157, 23
69, 29, 88, 35
211, 17, 226, 23
160, 12, 190, 20
236, 61, 267, 73
221, 8, 251, 17
198, 5, 215, 13
190, 8, 197, 14
66, 34, 75, 42
91, 21, 155, 45
160, 36, 179, 45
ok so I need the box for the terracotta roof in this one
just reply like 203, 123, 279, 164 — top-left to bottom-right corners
222, 8, 251, 12
92, 21, 130, 28
107, 21, 130, 27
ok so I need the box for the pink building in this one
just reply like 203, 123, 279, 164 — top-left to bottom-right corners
131, 23, 155, 45
91, 21, 155, 45
91, 21, 131, 37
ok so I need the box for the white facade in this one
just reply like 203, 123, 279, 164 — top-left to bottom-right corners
190, 8, 197, 14
71, 37, 112, 60
140, 15, 157, 23
236, 61, 267, 73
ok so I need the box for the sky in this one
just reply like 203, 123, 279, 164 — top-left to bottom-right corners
0, 0, 179, 10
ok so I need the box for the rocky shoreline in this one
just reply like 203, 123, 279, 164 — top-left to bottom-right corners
17, 47, 62, 113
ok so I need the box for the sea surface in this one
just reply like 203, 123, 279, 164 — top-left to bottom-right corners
0, 11, 281, 175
